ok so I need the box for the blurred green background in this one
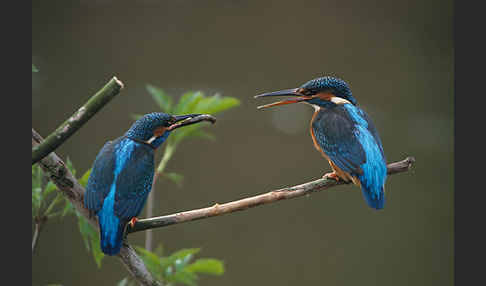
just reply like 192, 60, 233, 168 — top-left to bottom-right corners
32, 0, 453, 285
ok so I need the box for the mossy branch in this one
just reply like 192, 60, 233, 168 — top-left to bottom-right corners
32, 76, 124, 165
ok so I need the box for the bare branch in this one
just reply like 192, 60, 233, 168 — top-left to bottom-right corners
128, 157, 415, 234
32, 128, 161, 286
32, 76, 124, 165
32, 218, 45, 255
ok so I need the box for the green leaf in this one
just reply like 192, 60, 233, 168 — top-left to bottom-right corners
193, 95, 240, 115
32, 64, 39, 72
117, 278, 130, 286
174, 254, 193, 271
78, 215, 92, 251
32, 165, 44, 214
163, 172, 184, 188
117, 277, 137, 286
146, 84, 173, 113
170, 248, 201, 261
43, 181, 58, 196
185, 259, 225, 275
169, 92, 239, 147
91, 236, 105, 268
168, 271, 197, 286
160, 248, 200, 272
78, 168, 92, 188
65, 157, 76, 177
173, 91, 204, 114
32, 187, 42, 215
77, 213, 104, 268
32, 164, 42, 189
135, 246, 164, 276
61, 199, 74, 217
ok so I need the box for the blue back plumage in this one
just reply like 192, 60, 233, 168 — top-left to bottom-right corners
312, 104, 387, 210
97, 183, 122, 255
84, 112, 189, 255
343, 104, 387, 209
84, 137, 155, 255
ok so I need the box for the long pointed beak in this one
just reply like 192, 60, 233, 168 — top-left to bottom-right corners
168, 114, 216, 131
254, 88, 312, 109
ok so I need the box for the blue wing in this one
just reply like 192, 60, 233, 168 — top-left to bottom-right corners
84, 137, 155, 255
312, 104, 387, 209
84, 140, 117, 216
114, 142, 155, 220
312, 106, 365, 176
358, 109, 385, 158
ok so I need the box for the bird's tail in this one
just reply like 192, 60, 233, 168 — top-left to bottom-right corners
356, 151, 387, 210
98, 217, 126, 256
360, 184, 385, 210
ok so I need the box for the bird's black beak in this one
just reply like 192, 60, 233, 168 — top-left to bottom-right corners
168, 114, 216, 131
254, 88, 313, 109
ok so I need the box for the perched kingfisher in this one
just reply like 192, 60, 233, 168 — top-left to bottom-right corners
84, 112, 216, 255
255, 76, 387, 210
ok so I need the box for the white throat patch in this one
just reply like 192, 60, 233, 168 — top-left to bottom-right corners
330, 97, 351, 105
146, 136, 157, 144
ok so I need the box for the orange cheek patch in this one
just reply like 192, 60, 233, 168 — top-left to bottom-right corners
153, 126, 167, 137
315, 92, 334, 101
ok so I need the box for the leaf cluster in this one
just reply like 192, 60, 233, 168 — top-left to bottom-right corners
133, 84, 240, 186
32, 159, 82, 221
119, 245, 224, 286
32, 161, 103, 267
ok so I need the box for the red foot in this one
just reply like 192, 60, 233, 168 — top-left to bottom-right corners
129, 217, 139, 228
323, 172, 340, 181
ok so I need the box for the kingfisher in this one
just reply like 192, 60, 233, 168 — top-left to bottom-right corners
255, 76, 387, 210
84, 112, 216, 255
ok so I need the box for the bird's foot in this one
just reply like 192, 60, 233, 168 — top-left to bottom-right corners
323, 172, 340, 181
129, 217, 139, 228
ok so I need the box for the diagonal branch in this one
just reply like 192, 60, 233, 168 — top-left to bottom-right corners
32, 128, 162, 286
32, 76, 124, 165
128, 157, 415, 234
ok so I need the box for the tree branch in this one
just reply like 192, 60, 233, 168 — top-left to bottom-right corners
32, 218, 45, 255
32, 128, 161, 286
32, 76, 124, 165
128, 157, 415, 234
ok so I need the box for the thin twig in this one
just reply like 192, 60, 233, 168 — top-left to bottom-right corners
144, 144, 176, 251
144, 187, 155, 252
128, 157, 415, 234
32, 76, 124, 165
32, 128, 161, 286
32, 219, 45, 255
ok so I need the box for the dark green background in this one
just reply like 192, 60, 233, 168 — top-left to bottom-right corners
32, 0, 453, 285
